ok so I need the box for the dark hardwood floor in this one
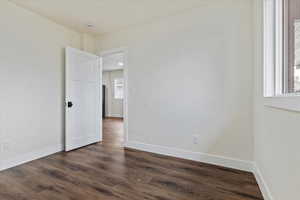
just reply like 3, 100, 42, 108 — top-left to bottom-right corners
102, 117, 124, 147
0, 118, 263, 200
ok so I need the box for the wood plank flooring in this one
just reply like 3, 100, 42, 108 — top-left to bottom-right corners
0, 118, 264, 200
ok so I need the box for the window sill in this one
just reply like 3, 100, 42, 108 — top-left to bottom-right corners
264, 95, 300, 112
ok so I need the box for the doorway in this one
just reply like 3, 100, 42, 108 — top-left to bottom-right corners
100, 49, 128, 147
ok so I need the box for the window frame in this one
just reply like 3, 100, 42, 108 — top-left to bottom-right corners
263, 0, 300, 112
113, 78, 124, 100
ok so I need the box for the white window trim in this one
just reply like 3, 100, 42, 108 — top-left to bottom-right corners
263, 0, 300, 112
264, 95, 300, 112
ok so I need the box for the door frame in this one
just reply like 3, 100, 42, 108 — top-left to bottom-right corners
99, 47, 128, 145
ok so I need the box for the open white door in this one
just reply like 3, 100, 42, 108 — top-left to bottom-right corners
65, 47, 102, 151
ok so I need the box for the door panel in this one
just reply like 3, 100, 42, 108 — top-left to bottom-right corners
65, 47, 102, 151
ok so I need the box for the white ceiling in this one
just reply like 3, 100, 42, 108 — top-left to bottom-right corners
9, 0, 207, 35
102, 53, 124, 71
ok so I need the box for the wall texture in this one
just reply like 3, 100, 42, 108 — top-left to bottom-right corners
102, 70, 124, 118
0, 0, 93, 169
97, 0, 254, 162
253, 0, 300, 199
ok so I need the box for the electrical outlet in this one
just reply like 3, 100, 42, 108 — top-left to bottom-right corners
0, 142, 9, 153
193, 135, 199, 144
0, 140, 15, 154
0, 144, 4, 154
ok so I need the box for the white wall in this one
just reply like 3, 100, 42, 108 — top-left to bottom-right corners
97, 0, 254, 162
81, 33, 97, 54
102, 70, 124, 118
1, 0, 297, 197
0, 0, 93, 169
253, 1, 300, 200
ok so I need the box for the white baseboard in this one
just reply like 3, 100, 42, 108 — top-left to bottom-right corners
106, 114, 123, 118
125, 141, 275, 199
125, 141, 253, 172
0, 144, 63, 171
253, 163, 274, 200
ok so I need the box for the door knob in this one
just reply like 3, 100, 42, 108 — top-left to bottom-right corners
67, 101, 73, 108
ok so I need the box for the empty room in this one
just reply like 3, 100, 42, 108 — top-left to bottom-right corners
0, 0, 299, 200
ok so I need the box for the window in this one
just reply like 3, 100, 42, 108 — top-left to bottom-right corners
114, 78, 124, 99
263, 0, 300, 112
264, 0, 300, 96
293, 20, 300, 92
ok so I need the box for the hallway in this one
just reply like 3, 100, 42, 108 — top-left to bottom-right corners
102, 118, 124, 147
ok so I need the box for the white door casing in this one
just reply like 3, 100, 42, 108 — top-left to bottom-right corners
65, 47, 102, 151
